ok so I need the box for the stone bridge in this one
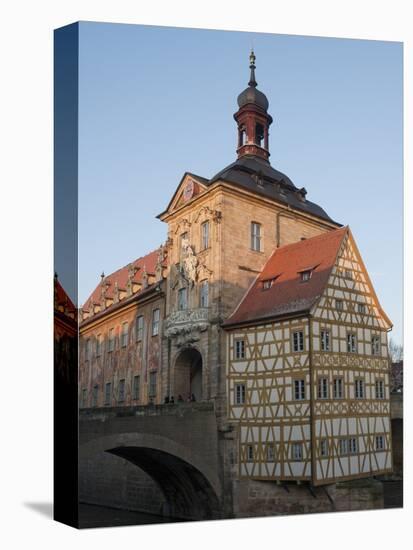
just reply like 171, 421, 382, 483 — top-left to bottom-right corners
79, 402, 224, 521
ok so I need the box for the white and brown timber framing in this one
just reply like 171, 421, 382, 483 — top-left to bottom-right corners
224, 227, 393, 485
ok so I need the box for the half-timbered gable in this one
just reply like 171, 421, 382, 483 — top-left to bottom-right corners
224, 227, 393, 485
310, 229, 392, 484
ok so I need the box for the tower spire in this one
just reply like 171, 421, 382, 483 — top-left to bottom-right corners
248, 49, 257, 88
234, 50, 273, 162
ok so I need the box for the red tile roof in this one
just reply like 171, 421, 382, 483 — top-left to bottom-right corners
82, 248, 161, 312
54, 278, 76, 315
224, 227, 349, 327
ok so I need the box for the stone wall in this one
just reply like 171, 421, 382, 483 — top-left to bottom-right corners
233, 478, 384, 518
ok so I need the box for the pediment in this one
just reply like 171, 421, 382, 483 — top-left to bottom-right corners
158, 172, 209, 219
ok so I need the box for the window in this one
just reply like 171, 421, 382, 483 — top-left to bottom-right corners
262, 278, 274, 290
347, 333, 357, 353
337, 438, 347, 455
81, 388, 87, 408
266, 445, 275, 462
235, 383, 246, 405
201, 221, 209, 250
121, 322, 129, 347
292, 330, 304, 352
333, 377, 344, 399
294, 379, 306, 401
133, 375, 140, 401
357, 303, 366, 314
149, 371, 157, 398
318, 377, 329, 399
320, 439, 328, 457
255, 122, 264, 146
118, 379, 125, 402
200, 280, 209, 308
92, 385, 98, 407
108, 328, 115, 352
300, 270, 312, 282
250, 222, 261, 252
349, 438, 358, 454
85, 339, 90, 361
344, 269, 353, 279
136, 316, 144, 342
335, 299, 344, 311
321, 330, 330, 352
371, 336, 380, 356
292, 443, 303, 461
375, 379, 385, 399
375, 435, 385, 451
246, 445, 254, 462
180, 232, 188, 248
178, 288, 188, 310
355, 379, 365, 399
152, 309, 160, 336
96, 334, 102, 356
105, 382, 111, 405
234, 339, 246, 359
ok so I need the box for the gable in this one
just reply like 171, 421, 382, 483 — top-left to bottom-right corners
311, 230, 392, 330
158, 172, 209, 218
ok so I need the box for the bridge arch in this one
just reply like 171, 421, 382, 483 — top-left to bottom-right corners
79, 431, 222, 520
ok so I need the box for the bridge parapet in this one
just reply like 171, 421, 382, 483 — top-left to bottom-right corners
80, 401, 215, 420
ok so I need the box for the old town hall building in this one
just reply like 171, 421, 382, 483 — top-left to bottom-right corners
79, 52, 393, 501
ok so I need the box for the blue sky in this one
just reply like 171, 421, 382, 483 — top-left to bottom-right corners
77, 22, 403, 344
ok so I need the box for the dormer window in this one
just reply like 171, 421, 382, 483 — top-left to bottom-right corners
262, 278, 275, 290
300, 270, 312, 282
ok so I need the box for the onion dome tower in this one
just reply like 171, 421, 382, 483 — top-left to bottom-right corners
234, 50, 273, 162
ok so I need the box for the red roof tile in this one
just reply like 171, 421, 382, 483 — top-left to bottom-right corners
82, 249, 161, 311
224, 227, 349, 327
54, 278, 76, 314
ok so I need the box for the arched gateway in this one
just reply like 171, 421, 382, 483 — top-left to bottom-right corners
173, 348, 203, 401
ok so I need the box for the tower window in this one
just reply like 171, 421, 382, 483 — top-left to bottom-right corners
255, 122, 264, 147
178, 288, 188, 310
239, 125, 246, 146
200, 280, 209, 308
250, 222, 262, 251
201, 221, 210, 250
